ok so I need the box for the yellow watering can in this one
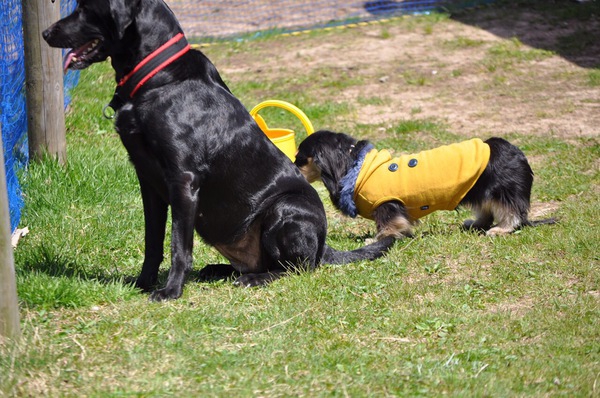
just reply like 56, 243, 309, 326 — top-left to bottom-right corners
250, 100, 314, 161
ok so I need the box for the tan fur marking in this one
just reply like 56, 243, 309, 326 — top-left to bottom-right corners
486, 201, 523, 235
376, 214, 415, 240
213, 221, 262, 272
298, 157, 321, 183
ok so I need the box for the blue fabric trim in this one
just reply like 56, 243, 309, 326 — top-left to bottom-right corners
338, 144, 374, 217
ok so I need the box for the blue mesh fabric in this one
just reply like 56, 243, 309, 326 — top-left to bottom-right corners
0, 0, 79, 232
167, 0, 492, 39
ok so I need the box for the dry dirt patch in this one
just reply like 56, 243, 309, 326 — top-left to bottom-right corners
201, 12, 599, 140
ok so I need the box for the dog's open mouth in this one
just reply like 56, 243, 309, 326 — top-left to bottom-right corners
63, 39, 102, 72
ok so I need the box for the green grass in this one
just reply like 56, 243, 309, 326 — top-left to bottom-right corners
483, 38, 555, 72
2, 11, 600, 398
510, 0, 600, 22
556, 29, 596, 57
589, 69, 600, 87
442, 36, 486, 50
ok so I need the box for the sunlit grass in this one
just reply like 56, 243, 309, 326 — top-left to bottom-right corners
2, 6, 599, 397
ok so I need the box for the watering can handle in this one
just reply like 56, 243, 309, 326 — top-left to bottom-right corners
249, 100, 314, 136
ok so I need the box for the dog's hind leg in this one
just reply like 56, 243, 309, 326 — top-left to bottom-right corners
197, 264, 239, 281
463, 202, 494, 232
234, 270, 288, 287
475, 137, 534, 236
238, 196, 325, 287
486, 201, 526, 236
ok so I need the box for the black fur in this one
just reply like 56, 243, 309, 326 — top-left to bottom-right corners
42, 0, 394, 301
295, 130, 556, 239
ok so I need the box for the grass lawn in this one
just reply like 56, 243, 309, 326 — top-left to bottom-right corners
2, 2, 599, 396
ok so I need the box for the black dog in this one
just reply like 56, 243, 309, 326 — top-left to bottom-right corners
295, 130, 556, 240
42, 0, 395, 301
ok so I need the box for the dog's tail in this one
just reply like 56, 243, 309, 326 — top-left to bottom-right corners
321, 236, 396, 265
524, 218, 558, 228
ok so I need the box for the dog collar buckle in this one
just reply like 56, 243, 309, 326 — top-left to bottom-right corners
103, 104, 116, 120
104, 91, 125, 119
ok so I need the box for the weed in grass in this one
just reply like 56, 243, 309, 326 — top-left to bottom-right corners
421, 13, 450, 36
402, 70, 428, 86
379, 28, 392, 40
424, 262, 445, 275
300, 101, 352, 132
442, 36, 486, 50
415, 318, 455, 339
492, 74, 508, 86
410, 106, 423, 115
315, 66, 364, 90
483, 37, 555, 72
588, 69, 600, 87
391, 118, 449, 137
357, 96, 387, 106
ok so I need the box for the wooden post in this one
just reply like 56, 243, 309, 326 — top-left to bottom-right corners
22, 0, 66, 164
0, 123, 21, 341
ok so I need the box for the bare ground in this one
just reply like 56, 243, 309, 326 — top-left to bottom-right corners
193, 4, 600, 141
169, 0, 369, 38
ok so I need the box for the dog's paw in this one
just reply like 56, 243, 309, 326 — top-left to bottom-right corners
233, 272, 282, 288
485, 226, 514, 236
149, 287, 182, 301
197, 264, 237, 281
463, 219, 476, 229
134, 275, 157, 292
463, 220, 489, 233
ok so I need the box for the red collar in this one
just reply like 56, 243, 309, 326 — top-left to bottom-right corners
118, 33, 190, 98
106, 33, 190, 117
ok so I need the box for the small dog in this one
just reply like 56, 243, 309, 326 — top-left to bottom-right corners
295, 130, 556, 239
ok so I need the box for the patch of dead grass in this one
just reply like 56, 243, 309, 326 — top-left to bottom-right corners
204, 15, 599, 139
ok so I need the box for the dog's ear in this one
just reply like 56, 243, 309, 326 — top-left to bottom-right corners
353, 140, 372, 155
109, 0, 141, 39
313, 146, 354, 206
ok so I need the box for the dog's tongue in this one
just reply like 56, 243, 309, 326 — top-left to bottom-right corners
63, 50, 75, 72
63, 40, 94, 72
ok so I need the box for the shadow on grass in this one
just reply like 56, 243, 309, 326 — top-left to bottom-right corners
449, 0, 600, 68
17, 244, 134, 284
14, 244, 151, 308
361, 0, 599, 68
16, 244, 234, 297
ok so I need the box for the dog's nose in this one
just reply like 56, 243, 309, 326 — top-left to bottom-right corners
41, 27, 52, 41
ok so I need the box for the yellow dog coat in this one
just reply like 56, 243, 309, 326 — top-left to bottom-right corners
344, 139, 490, 220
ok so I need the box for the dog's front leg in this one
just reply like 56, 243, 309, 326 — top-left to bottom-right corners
150, 172, 199, 301
373, 201, 415, 240
135, 177, 168, 292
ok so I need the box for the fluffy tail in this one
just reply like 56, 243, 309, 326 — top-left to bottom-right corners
524, 218, 558, 227
321, 236, 396, 265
